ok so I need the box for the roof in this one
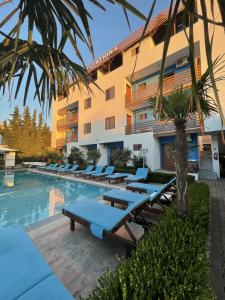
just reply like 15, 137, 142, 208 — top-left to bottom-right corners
0, 146, 18, 152
87, 4, 184, 73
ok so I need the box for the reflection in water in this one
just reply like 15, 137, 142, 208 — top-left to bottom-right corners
49, 188, 64, 216
3, 171, 15, 188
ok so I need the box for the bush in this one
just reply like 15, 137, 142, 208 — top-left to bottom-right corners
114, 166, 136, 174
87, 149, 101, 165
86, 183, 214, 300
67, 147, 85, 165
147, 171, 195, 184
110, 148, 132, 167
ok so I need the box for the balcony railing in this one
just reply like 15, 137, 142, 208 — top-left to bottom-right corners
125, 64, 201, 110
57, 112, 78, 130
125, 114, 200, 136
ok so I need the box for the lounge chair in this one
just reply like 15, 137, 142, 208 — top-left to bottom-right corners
47, 164, 61, 172
126, 178, 176, 196
82, 165, 103, 178
67, 164, 79, 174
105, 173, 131, 183
39, 163, 54, 171
102, 189, 160, 207
126, 168, 149, 183
73, 165, 94, 176
0, 225, 74, 300
62, 194, 151, 256
44, 163, 57, 171
58, 164, 71, 174
51, 165, 65, 173
91, 166, 115, 180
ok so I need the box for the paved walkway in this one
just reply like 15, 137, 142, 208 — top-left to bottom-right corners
207, 179, 225, 299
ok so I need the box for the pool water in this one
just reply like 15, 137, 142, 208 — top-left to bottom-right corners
0, 170, 109, 228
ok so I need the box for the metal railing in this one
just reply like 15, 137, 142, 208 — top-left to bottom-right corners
125, 114, 200, 136
57, 113, 78, 129
125, 64, 201, 109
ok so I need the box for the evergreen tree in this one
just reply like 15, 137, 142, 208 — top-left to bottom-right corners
8, 106, 22, 150
1, 106, 51, 160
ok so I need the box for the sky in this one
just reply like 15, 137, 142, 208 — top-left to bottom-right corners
0, 0, 170, 127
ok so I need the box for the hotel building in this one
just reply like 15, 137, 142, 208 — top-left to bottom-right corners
51, 1, 225, 179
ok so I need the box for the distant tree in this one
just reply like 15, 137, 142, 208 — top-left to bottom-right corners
1, 106, 51, 160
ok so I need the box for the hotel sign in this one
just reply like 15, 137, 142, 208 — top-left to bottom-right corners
88, 46, 119, 70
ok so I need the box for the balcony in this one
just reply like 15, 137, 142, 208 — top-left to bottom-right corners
125, 114, 200, 137
57, 113, 78, 130
125, 64, 201, 110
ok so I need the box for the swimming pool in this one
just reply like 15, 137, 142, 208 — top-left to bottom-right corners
0, 170, 109, 228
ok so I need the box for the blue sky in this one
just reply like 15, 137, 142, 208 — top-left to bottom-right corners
0, 0, 170, 126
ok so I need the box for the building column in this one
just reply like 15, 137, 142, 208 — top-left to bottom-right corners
97, 144, 108, 166
211, 133, 220, 179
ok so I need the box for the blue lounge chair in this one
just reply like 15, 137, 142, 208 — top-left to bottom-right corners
67, 164, 79, 174
73, 165, 94, 176
105, 173, 131, 183
44, 163, 57, 171
62, 193, 152, 256
51, 165, 65, 173
0, 225, 74, 300
126, 168, 149, 183
102, 189, 160, 207
47, 164, 60, 172
58, 164, 71, 174
91, 166, 115, 180
83, 165, 103, 178
126, 178, 176, 194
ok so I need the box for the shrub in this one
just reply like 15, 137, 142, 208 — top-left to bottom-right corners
67, 147, 85, 165
132, 155, 145, 168
111, 148, 132, 167
147, 171, 195, 184
86, 183, 214, 300
114, 166, 136, 174
87, 149, 101, 165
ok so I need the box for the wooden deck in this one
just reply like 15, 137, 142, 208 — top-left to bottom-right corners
27, 213, 149, 299
207, 179, 225, 300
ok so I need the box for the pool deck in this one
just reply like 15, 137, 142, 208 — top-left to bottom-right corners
27, 211, 160, 299
26, 168, 161, 299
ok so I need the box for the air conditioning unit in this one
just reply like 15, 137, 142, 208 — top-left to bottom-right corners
176, 56, 189, 69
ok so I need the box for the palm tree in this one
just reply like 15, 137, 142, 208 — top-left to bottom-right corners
150, 58, 224, 216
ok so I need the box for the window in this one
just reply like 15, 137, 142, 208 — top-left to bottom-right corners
105, 86, 115, 101
105, 116, 115, 130
133, 144, 142, 151
138, 113, 147, 121
84, 122, 91, 134
84, 97, 91, 110
131, 47, 139, 57
138, 82, 146, 90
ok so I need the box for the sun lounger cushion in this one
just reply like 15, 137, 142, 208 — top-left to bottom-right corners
126, 182, 166, 193
64, 200, 128, 239
17, 274, 74, 300
106, 173, 130, 179
0, 225, 73, 300
103, 190, 150, 205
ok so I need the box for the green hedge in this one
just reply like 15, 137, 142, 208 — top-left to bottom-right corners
86, 183, 214, 300
147, 171, 195, 184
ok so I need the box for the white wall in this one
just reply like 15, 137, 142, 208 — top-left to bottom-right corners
124, 132, 161, 171
211, 133, 220, 178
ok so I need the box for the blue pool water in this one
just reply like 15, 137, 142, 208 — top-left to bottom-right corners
0, 170, 109, 228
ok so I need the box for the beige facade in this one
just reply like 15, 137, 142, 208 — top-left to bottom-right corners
51, 1, 225, 178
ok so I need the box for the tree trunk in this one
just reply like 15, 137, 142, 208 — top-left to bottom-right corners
174, 119, 188, 216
